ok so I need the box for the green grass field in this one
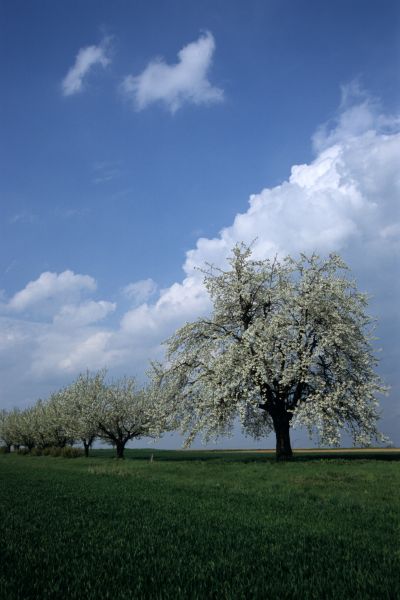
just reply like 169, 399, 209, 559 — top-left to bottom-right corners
1, 450, 399, 599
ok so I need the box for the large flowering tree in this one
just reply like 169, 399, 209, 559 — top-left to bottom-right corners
153, 244, 387, 460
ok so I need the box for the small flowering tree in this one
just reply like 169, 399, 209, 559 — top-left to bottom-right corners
26, 400, 50, 449
0, 400, 65, 451
153, 244, 387, 460
26, 397, 71, 449
97, 378, 156, 459
0, 407, 37, 450
11, 407, 37, 450
0, 409, 15, 452
45, 391, 75, 448
63, 370, 106, 457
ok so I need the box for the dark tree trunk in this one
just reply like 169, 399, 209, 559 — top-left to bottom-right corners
5, 444, 11, 453
83, 441, 90, 458
116, 440, 125, 459
272, 412, 293, 461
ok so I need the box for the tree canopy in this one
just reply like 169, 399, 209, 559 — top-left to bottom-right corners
152, 244, 387, 459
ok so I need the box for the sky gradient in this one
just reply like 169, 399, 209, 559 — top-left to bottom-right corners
1, 0, 399, 448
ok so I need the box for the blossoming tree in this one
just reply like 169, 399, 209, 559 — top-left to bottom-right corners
153, 244, 387, 460
97, 377, 157, 459
0, 409, 17, 452
62, 370, 106, 457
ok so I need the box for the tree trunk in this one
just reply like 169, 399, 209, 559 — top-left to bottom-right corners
116, 440, 125, 459
83, 441, 90, 458
272, 412, 293, 461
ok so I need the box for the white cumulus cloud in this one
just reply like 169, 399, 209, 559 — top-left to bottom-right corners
120, 276, 209, 341
48, 331, 120, 375
7, 271, 97, 313
121, 31, 224, 112
0, 272, 118, 381
62, 39, 111, 96
114, 123, 399, 359
53, 300, 116, 327
122, 278, 158, 304
312, 81, 400, 151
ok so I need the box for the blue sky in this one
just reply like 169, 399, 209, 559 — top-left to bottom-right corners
0, 0, 399, 447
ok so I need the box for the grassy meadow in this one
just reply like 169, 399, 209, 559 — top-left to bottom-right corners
0, 449, 399, 599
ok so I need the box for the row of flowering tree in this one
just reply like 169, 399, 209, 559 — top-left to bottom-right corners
0, 372, 162, 459
0, 245, 389, 461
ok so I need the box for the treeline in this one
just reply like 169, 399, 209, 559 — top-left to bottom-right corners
0, 370, 164, 459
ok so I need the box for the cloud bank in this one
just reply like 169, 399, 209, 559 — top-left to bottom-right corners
122, 31, 224, 112
1, 89, 399, 441
62, 39, 111, 96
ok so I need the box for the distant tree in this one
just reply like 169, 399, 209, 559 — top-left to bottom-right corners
45, 391, 75, 448
97, 378, 157, 459
12, 407, 36, 450
152, 244, 388, 460
27, 398, 70, 449
28, 400, 49, 449
63, 370, 106, 457
0, 409, 14, 452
